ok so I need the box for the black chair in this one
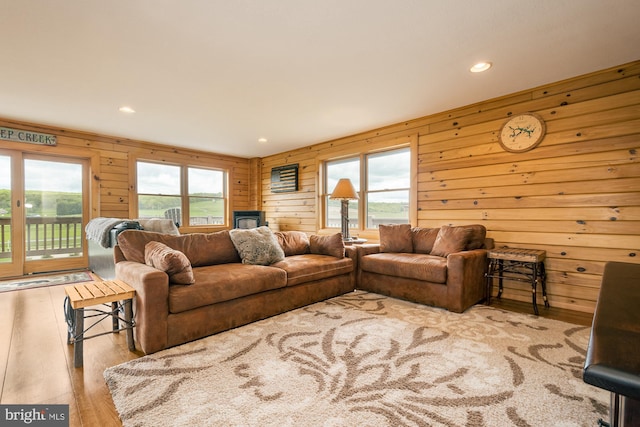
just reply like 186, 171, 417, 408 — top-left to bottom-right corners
584, 261, 640, 427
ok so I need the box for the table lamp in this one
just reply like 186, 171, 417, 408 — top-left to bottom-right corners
329, 178, 359, 241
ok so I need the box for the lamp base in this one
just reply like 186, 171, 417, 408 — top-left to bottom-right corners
340, 200, 352, 241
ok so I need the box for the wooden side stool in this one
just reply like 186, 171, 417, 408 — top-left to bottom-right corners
64, 280, 135, 368
485, 247, 549, 315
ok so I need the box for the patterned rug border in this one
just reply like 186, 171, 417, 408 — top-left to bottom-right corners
0, 270, 94, 293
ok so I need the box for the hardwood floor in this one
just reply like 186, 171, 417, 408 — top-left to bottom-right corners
490, 297, 593, 326
0, 285, 594, 427
0, 284, 142, 427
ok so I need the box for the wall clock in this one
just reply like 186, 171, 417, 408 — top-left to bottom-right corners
498, 113, 546, 152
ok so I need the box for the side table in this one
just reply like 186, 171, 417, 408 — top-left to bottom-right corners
344, 238, 368, 245
485, 247, 549, 315
64, 280, 136, 368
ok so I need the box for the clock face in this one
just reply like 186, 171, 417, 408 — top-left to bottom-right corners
498, 113, 546, 152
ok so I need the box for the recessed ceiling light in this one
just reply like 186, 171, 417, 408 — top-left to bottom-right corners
258, 138, 268, 143
119, 106, 136, 113
470, 62, 492, 73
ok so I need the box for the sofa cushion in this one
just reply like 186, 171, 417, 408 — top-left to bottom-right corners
309, 233, 344, 259
430, 226, 473, 257
117, 230, 241, 266
228, 226, 285, 265
360, 252, 447, 283
180, 231, 242, 266
379, 223, 413, 253
144, 241, 195, 285
272, 254, 353, 286
275, 231, 310, 256
459, 224, 487, 250
168, 264, 287, 313
411, 227, 439, 254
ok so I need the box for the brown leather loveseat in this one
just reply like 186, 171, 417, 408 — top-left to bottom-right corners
357, 224, 492, 313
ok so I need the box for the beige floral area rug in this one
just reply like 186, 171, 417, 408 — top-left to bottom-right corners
104, 291, 608, 426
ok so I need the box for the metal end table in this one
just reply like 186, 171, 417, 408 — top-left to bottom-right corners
485, 247, 549, 315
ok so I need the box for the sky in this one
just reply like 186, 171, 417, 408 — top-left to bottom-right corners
137, 161, 224, 195
0, 156, 82, 193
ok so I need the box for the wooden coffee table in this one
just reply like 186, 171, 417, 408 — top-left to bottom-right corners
64, 280, 135, 368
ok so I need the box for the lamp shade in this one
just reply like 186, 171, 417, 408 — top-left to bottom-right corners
329, 178, 359, 200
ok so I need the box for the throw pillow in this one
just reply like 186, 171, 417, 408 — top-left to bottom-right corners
430, 225, 473, 257
228, 226, 285, 265
309, 233, 345, 259
412, 227, 439, 254
379, 224, 413, 253
274, 231, 310, 256
144, 241, 195, 285
459, 224, 487, 250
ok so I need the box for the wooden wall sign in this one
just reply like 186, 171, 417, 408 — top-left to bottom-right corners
271, 164, 298, 193
0, 127, 57, 146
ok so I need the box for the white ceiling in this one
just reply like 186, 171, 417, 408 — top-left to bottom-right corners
1, 1, 639, 158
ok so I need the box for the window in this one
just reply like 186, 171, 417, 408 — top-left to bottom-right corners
324, 147, 411, 231
187, 167, 225, 226
366, 148, 410, 228
137, 161, 227, 227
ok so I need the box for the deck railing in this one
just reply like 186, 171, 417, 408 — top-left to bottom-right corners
0, 216, 83, 259
0, 218, 9, 259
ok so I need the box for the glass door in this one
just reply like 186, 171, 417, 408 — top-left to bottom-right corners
23, 155, 89, 275
0, 151, 89, 279
0, 151, 22, 278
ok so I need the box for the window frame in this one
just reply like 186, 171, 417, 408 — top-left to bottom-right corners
133, 159, 229, 230
186, 166, 227, 226
365, 147, 411, 229
318, 134, 417, 240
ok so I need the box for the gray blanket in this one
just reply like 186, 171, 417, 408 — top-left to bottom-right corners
85, 218, 180, 248
85, 217, 126, 248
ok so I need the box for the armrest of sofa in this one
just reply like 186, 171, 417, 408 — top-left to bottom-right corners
115, 261, 170, 354
345, 246, 358, 265
344, 246, 358, 287
356, 244, 380, 287
357, 244, 381, 256
445, 249, 488, 313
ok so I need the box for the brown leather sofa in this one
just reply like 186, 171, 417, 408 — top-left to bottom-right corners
114, 229, 356, 354
357, 224, 492, 313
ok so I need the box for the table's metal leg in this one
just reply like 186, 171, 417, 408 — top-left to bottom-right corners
64, 296, 73, 345
539, 262, 549, 308
531, 262, 539, 315
497, 259, 504, 299
111, 301, 119, 332
73, 308, 84, 368
124, 299, 135, 351
485, 259, 495, 305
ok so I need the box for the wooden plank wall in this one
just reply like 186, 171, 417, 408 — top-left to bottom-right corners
260, 60, 640, 314
0, 120, 251, 232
